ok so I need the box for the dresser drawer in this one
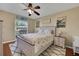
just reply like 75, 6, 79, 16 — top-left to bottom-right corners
54, 36, 65, 48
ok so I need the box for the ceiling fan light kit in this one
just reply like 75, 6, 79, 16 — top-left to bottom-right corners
27, 9, 33, 14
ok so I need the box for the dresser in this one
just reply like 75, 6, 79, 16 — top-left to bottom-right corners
54, 36, 66, 48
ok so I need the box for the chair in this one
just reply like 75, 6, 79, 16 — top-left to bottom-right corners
73, 36, 79, 55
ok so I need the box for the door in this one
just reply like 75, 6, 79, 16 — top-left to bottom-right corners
0, 20, 3, 56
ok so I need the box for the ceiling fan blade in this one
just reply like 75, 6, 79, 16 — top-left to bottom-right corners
24, 9, 28, 10
28, 3, 32, 7
33, 10, 40, 15
34, 6, 40, 9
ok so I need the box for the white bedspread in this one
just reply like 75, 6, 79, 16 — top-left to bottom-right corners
17, 33, 54, 55
20, 33, 53, 45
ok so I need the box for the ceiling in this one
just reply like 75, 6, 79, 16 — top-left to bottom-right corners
0, 3, 79, 19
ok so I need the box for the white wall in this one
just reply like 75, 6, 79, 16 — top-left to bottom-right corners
0, 21, 3, 55
0, 10, 16, 43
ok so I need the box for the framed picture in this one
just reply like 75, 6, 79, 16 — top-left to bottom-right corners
56, 16, 67, 28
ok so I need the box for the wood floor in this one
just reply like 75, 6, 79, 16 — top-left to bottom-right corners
3, 42, 79, 56
66, 48, 73, 56
3, 43, 12, 56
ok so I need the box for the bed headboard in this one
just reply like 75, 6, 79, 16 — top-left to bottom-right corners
38, 26, 56, 35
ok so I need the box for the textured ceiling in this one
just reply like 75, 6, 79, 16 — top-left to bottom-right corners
0, 3, 79, 19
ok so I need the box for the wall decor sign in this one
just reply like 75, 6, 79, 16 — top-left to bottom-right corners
56, 16, 67, 28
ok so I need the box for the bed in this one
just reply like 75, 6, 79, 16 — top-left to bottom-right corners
16, 26, 56, 56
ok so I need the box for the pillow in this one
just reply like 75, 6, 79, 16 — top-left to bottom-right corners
44, 29, 51, 34
38, 29, 51, 34
38, 29, 45, 34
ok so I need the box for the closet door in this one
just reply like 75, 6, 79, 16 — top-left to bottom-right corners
0, 20, 3, 56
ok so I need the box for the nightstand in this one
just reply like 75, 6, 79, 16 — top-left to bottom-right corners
54, 36, 66, 48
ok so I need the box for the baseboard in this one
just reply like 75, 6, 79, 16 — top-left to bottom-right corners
2, 40, 16, 44
66, 45, 73, 49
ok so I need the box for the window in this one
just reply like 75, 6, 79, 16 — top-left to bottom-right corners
16, 16, 28, 34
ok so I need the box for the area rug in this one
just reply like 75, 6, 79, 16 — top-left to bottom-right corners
9, 42, 66, 56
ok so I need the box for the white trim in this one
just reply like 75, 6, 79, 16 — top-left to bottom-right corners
2, 40, 15, 44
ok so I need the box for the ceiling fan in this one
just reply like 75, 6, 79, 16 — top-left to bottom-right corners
23, 3, 40, 16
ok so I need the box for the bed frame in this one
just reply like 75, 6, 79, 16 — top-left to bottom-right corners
16, 26, 56, 56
